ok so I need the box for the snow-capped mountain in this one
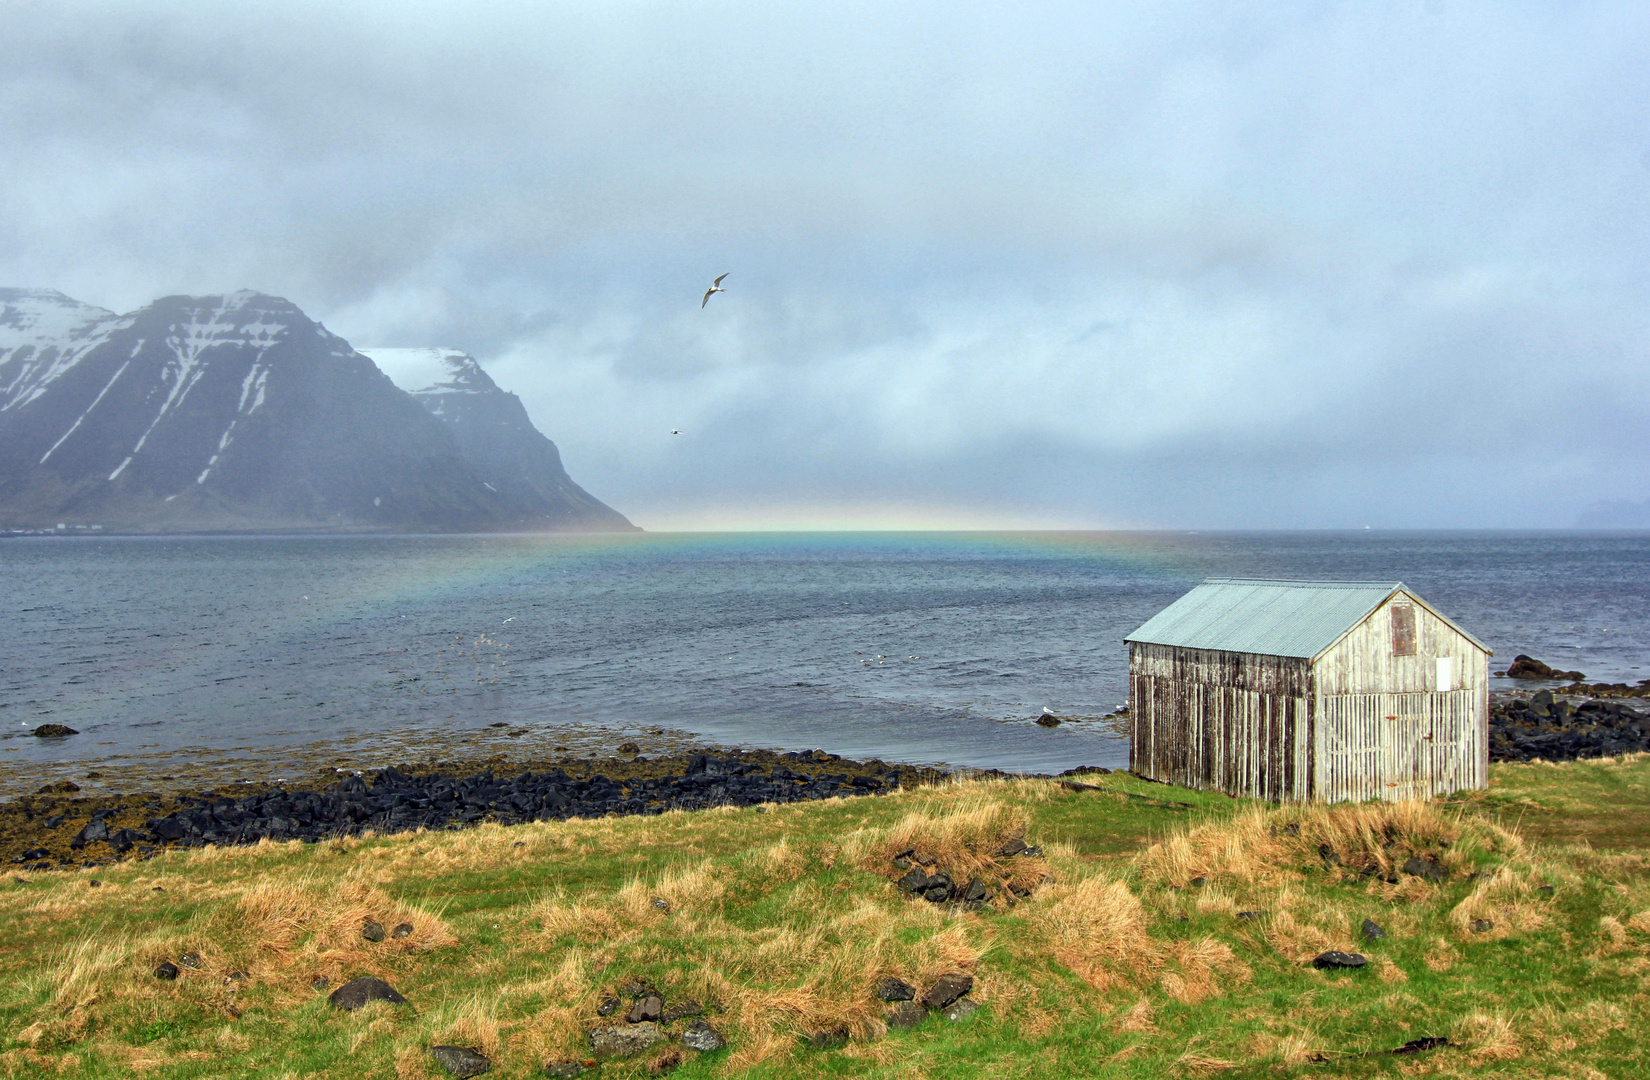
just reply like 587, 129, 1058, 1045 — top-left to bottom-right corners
359, 346, 632, 529
0, 290, 634, 533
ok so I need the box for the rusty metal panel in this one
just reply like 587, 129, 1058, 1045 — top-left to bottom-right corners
1391, 602, 1416, 656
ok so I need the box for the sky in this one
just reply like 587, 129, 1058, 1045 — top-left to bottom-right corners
2, 1, 1648, 530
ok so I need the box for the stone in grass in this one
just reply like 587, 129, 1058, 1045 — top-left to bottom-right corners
429, 1045, 492, 1077
543, 1061, 592, 1078
178, 952, 203, 969
875, 976, 915, 1002
392, 922, 415, 939
589, 1022, 665, 1057
942, 999, 980, 1022
1236, 910, 1267, 922
883, 1001, 927, 1030
660, 999, 703, 1023
596, 996, 621, 1017
1469, 918, 1494, 933
1362, 919, 1387, 941
627, 994, 664, 1023
1401, 856, 1449, 883
154, 961, 180, 980
804, 1026, 849, 1050
1311, 951, 1368, 970
680, 1019, 726, 1051
328, 976, 409, 1010
362, 920, 387, 942
919, 973, 974, 1010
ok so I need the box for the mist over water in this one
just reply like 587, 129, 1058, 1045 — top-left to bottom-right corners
2, 531, 1646, 795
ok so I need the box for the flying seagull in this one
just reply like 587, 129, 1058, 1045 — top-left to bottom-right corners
701, 273, 728, 308
670, 429, 682, 435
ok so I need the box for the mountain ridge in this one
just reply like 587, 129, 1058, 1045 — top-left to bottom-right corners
0, 290, 635, 533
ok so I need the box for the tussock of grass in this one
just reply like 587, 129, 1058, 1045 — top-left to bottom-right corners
2, 763, 1649, 1077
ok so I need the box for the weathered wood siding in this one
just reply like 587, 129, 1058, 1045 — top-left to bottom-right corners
1129, 643, 1312, 801
1129, 590, 1490, 803
1311, 592, 1490, 800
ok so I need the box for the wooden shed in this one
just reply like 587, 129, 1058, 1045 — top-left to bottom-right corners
1126, 579, 1491, 803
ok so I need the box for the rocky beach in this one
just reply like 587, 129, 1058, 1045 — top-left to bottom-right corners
1, 748, 961, 872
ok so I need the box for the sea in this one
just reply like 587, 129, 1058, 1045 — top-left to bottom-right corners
2, 531, 1646, 798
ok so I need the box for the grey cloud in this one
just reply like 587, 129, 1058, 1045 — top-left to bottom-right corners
1, 1, 1646, 526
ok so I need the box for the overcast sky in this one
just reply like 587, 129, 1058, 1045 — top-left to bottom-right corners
3, 1, 1647, 528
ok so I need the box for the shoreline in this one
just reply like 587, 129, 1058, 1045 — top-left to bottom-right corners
2, 746, 1026, 872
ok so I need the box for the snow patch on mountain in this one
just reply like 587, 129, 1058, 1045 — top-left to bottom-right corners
358, 347, 492, 396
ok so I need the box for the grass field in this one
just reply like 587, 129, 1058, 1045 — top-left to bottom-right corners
3, 757, 1649, 1079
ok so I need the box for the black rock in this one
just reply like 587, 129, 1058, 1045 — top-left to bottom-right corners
661, 999, 703, 1023
942, 999, 980, 1022
1311, 951, 1368, 970
875, 976, 915, 1002
178, 952, 202, 969
627, 994, 663, 1023
1468, 918, 1494, 933
896, 868, 930, 895
1361, 919, 1386, 941
362, 920, 387, 942
544, 1061, 589, 1078
1401, 856, 1448, 883
996, 837, 1027, 857
18, 847, 50, 861
1020, 845, 1044, 858
962, 879, 989, 903
1236, 910, 1266, 921
429, 1046, 492, 1077
680, 1019, 725, 1051
884, 1001, 927, 1030
1392, 1037, 1451, 1055
1538, 885, 1555, 898
328, 976, 409, 1010
32, 724, 78, 737
619, 979, 653, 997
392, 922, 415, 938
154, 961, 180, 980
919, 973, 973, 1010
596, 996, 621, 1016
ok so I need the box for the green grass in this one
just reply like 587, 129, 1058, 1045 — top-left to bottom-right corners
3, 760, 1648, 1079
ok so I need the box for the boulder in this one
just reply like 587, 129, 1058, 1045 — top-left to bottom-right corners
428, 1046, 492, 1077
178, 952, 202, 969
392, 922, 415, 939
362, 921, 387, 942
154, 961, 179, 980
32, 724, 78, 737
883, 1001, 927, 1030
680, 1019, 725, 1051
543, 1061, 590, 1078
919, 973, 973, 1010
660, 999, 703, 1023
1507, 655, 1585, 681
896, 868, 930, 895
1468, 918, 1494, 933
1361, 919, 1386, 941
328, 976, 409, 1010
875, 976, 915, 1002
942, 999, 980, 1022
589, 1022, 665, 1057
1401, 856, 1448, 883
627, 994, 663, 1023
1311, 951, 1368, 970
596, 996, 621, 1016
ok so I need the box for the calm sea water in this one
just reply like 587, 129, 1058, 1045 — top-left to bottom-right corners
1, 531, 1646, 795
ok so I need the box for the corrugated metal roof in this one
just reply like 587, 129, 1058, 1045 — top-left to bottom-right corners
1124, 578, 1404, 659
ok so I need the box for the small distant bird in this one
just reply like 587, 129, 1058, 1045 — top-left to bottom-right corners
670, 429, 681, 435
701, 273, 728, 308
502, 617, 515, 624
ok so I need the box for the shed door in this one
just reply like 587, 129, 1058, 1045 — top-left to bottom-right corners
1318, 691, 1478, 802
